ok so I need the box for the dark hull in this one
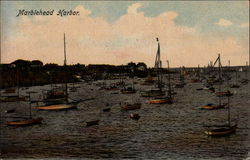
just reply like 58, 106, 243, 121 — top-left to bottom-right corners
205, 125, 237, 136
7, 117, 43, 126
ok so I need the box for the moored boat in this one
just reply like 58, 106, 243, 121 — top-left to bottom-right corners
201, 103, 226, 110
121, 103, 141, 111
205, 124, 237, 136
149, 96, 173, 104
130, 113, 140, 120
86, 120, 100, 127
7, 117, 43, 126
36, 103, 78, 110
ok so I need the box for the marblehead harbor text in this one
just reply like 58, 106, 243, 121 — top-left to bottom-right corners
16, 9, 80, 17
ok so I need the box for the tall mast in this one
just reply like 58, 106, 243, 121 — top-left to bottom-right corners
227, 96, 231, 127
154, 38, 161, 68
64, 33, 67, 66
167, 60, 171, 99
63, 33, 68, 103
218, 54, 221, 106
155, 38, 162, 90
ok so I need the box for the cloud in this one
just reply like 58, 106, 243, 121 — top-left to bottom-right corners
1, 3, 248, 67
215, 18, 233, 26
127, 3, 142, 14
240, 22, 249, 28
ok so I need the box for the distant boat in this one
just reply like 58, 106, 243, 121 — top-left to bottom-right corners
103, 108, 111, 112
121, 103, 141, 111
0, 96, 26, 102
141, 71, 155, 85
149, 60, 173, 104
130, 113, 140, 120
141, 38, 165, 97
216, 91, 233, 97
86, 120, 100, 127
7, 117, 43, 126
230, 69, 240, 88
202, 54, 228, 110
140, 89, 165, 97
5, 108, 16, 113
36, 102, 78, 111
149, 96, 173, 104
201, 103, 226, 110
3, 88, 16, 94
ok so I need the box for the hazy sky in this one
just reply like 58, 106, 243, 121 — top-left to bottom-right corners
1, 1, 249, 67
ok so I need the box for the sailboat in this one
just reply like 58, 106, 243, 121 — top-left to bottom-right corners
201, 54, 227, 110
120, 102, 141, 111
141, 38, 165, 97
36, 33, 78, 111
230, 68, 240, 88
1, 69, 26, 102
141, 70, 155, 85
149, 60, 173, 104
205, 96, 237, 136
7, 91, 43, 126
174, 66, 186, 88
212, 54, 233, 97
240, 62, 249, 84
121, 68, 136, 94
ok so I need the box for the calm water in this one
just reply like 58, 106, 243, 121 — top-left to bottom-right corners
1, 74, 250, 159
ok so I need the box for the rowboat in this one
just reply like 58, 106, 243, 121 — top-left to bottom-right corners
7, 117, 43, 126
36, 103, 77, 110
201, 103, 226, 110
0, 96, 26, 102
130, 113, 140, 120
149, 96, 173, 104
103, 108, 111, 112
86, 120, 100, 127
121, 103, 141, 111
216, 91, 233, 97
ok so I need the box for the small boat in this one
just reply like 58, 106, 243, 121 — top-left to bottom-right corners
174, 83, 185, 88
0, 96, 26, 102
190, 79, 201, 83
196, 88, 203, 91
36, 103, 78, 111
230, 84, 240, 88
121, 87, 136, 94
140, 89, 165, 97
205, 124, 237, 136
5, 108, 16, 113
121, 103, 141, 111
216, 91, 233, 97
7, 117, 43, 126
149, 60, 173, 105
3, 88, 16, 94
149, 96, 173, 104
103, 108, 111, 112
86, 120, 100, 127
130, 113, 140, 120
201, 103, 226, 110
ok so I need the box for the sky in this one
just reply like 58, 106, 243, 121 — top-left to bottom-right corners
1, 1, 249, 67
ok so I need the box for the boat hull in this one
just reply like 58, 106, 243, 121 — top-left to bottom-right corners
121, 104, 141, 111
201, 104, 227, 110
7, 117, 43, 126
36, 103, 77, 110
149, 98, 173, 104
205, 125, 237, 136
86, 120, 99, 127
